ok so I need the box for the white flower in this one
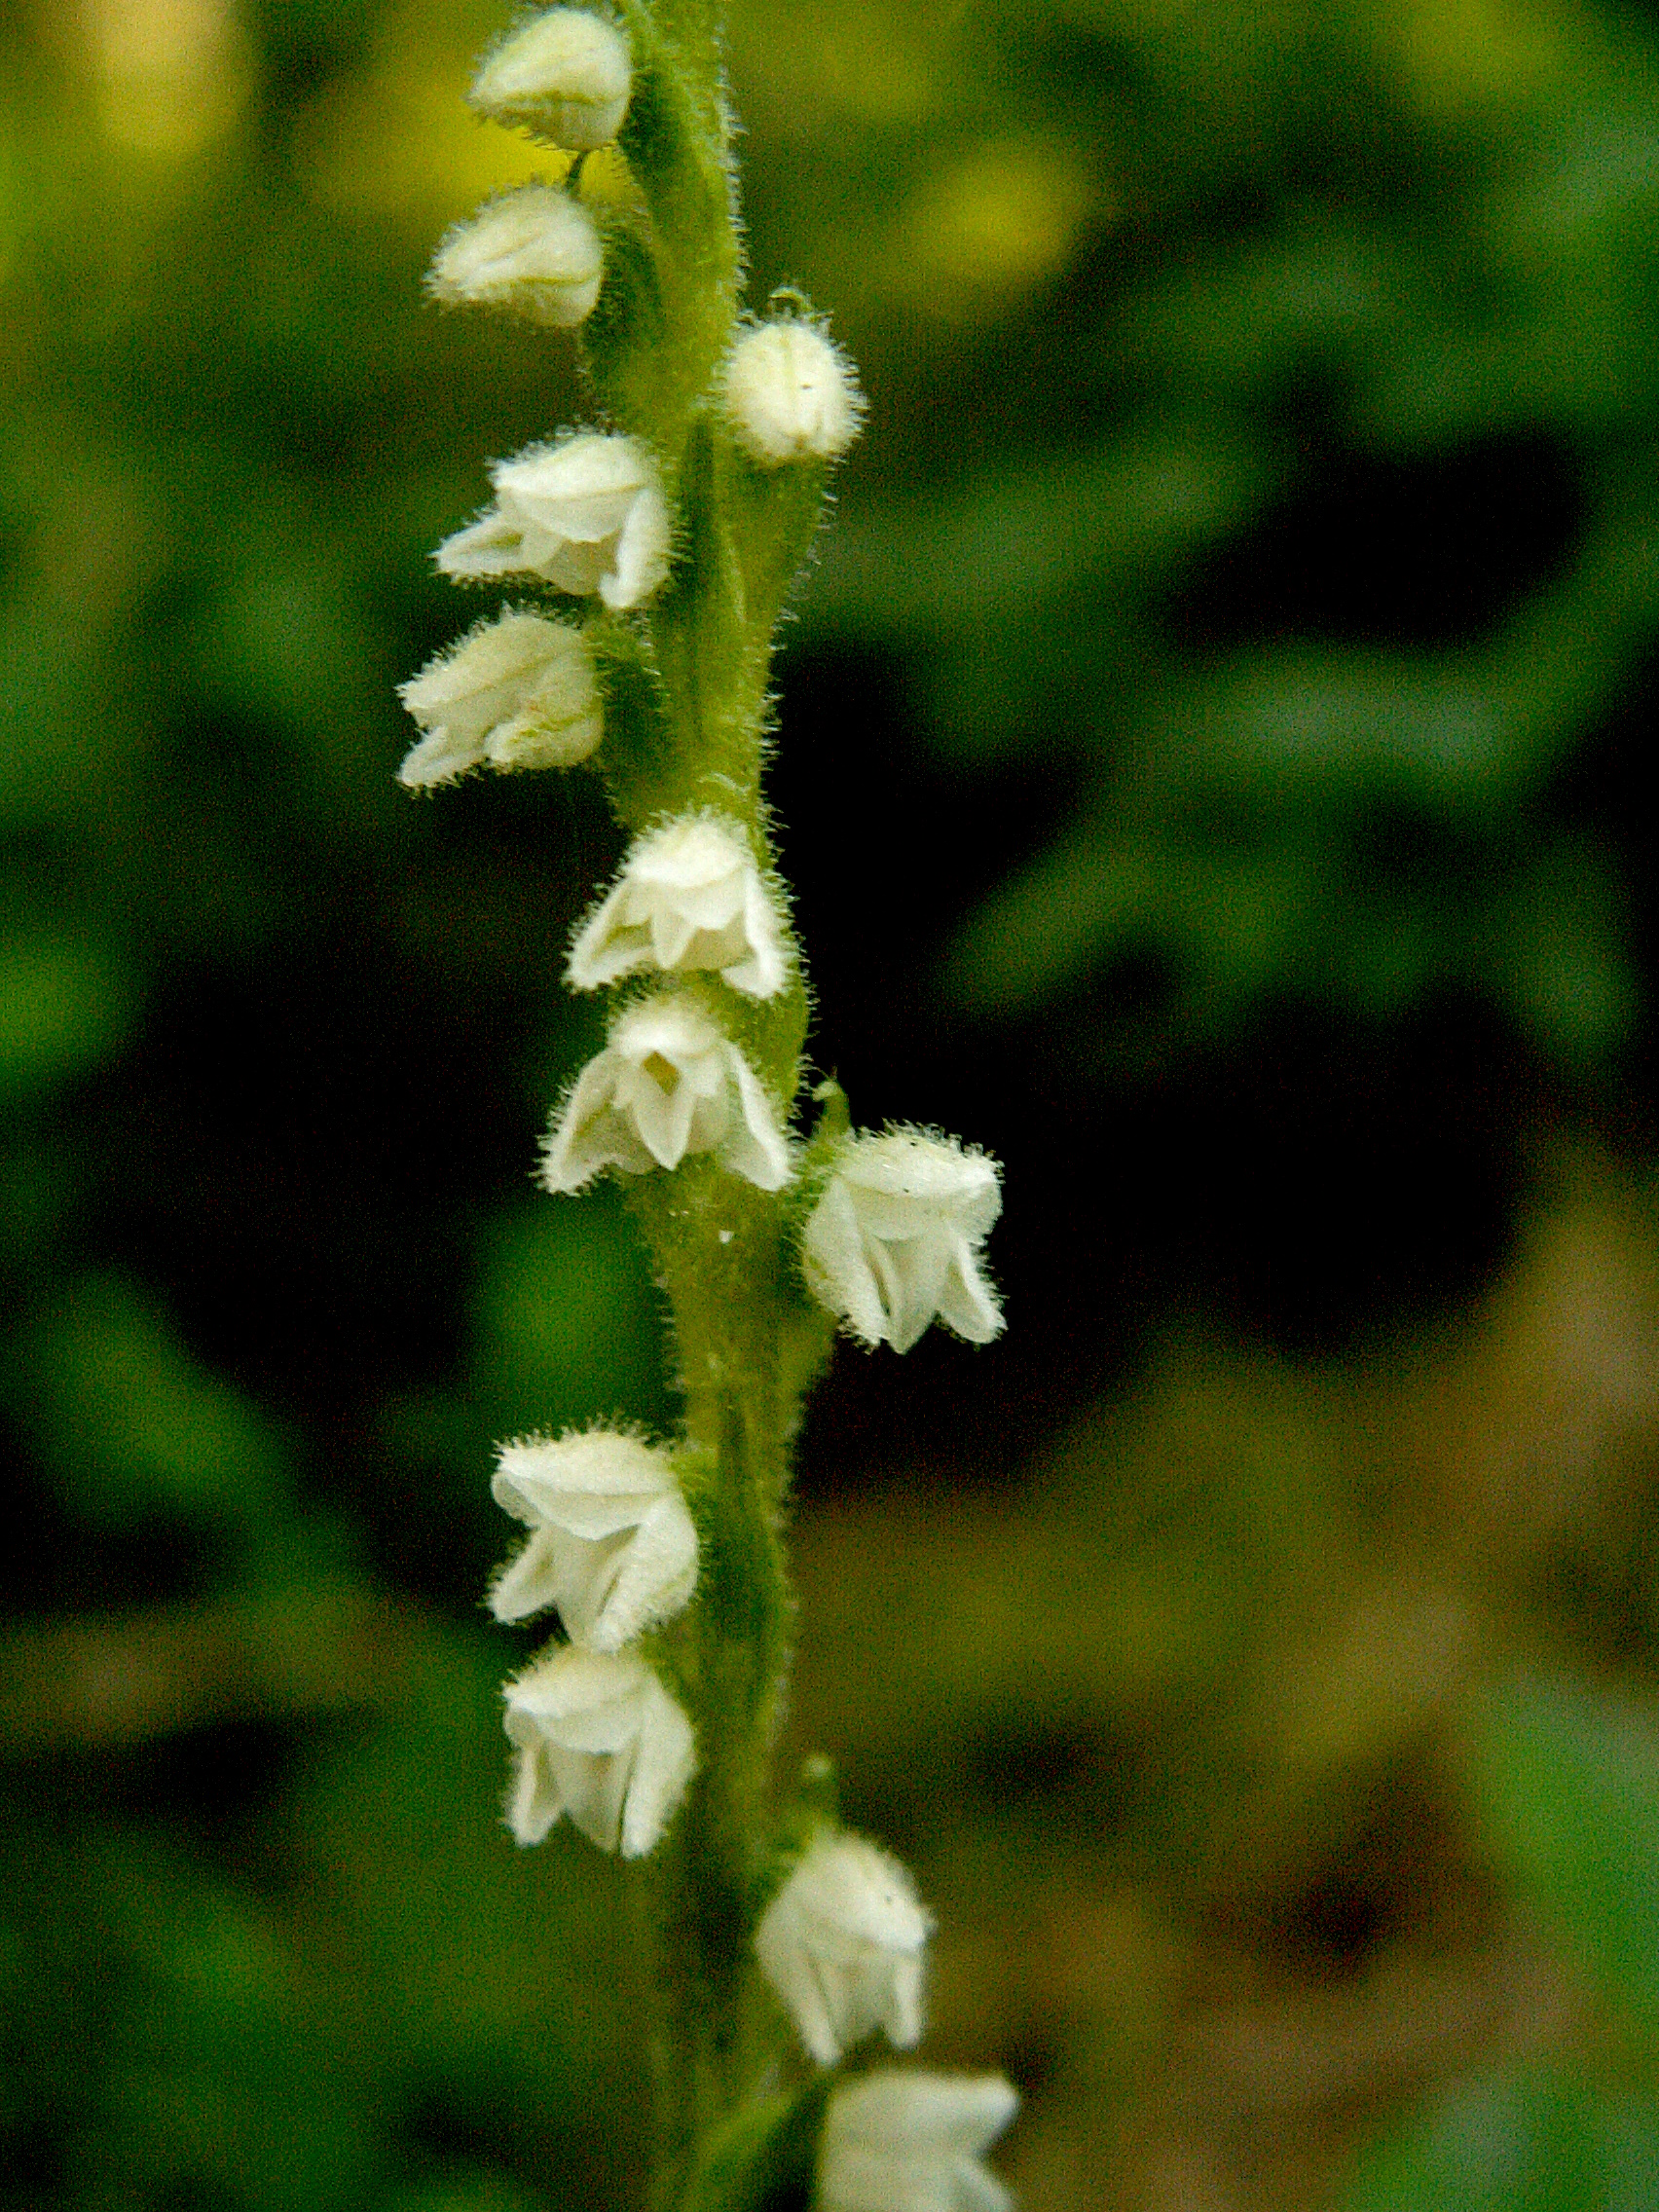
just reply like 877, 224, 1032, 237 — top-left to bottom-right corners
568, 816, 787, 999
490, 1429, 697, 1651
755, 1832, 932, 2065
801, 1130, 1003, 1354
503, 1645, 695, 1856
436, 434, 671, 611
541, 992, 791, 1193
724, 321, 863, 465
427, 186, 604, 328
396, 609, 603, 787
470, 8, 632, 149
819, 2073, 1018, 2212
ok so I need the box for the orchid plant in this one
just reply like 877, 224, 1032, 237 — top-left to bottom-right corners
398, 7, 1014, 2206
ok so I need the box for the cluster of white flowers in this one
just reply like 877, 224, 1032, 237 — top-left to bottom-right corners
492, 1429, 700, 1855
402, 10, 1015, 2204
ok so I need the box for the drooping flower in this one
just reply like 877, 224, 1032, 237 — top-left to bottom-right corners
436, 434, 671, 611
755, 1832, 932, 2066
723, 320, 864, 465
800, 1129, 1003, 1353
427, 185, 604, 328
819, 2073, 1019, 2212
503, 1645, 695, 1856
568, 815, 787, 999
469, 7, 632, 148
396, 609, 603, 787
490, 1429, 697, 1652
541, 992, 791, 1193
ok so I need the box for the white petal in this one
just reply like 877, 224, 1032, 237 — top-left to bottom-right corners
435, 506, 535, 579
490, 1524, 583, 1623
935, 1237, 1005, 1346
567, 877, 642, 987
801, 1176, 888, 1347
619, 1673, 698, 1858
587, 1494, 699, 1652
600, 477, 671, 609
397, 724, 488, 789
720, 1046, 792, 1192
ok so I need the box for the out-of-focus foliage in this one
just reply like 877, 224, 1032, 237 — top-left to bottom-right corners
6, 0, 1659, 2207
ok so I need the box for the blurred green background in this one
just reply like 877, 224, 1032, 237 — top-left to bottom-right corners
8, 0, 1659, 2204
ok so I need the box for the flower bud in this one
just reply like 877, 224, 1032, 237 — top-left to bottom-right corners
428, 185, 603, 328
470, 8, 632, 150
397, 609, 602, 787
723, 321, 863, 466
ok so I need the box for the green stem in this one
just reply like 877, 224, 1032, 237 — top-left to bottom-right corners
632, 1173, 798, 2203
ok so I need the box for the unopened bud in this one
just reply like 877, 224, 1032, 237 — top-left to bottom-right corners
428, 185, 603, 328
470, 9, 632, 150
723, 321, 863, 466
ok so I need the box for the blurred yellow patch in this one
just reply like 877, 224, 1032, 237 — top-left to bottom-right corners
1389, 0, 1575, 110
898, 137, 1101, 313
78, 0, 251, 158
294, 3, 643, 231
728, 0, 943, 129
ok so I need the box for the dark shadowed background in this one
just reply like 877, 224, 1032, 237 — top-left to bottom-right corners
7, 0, 1659, 2205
